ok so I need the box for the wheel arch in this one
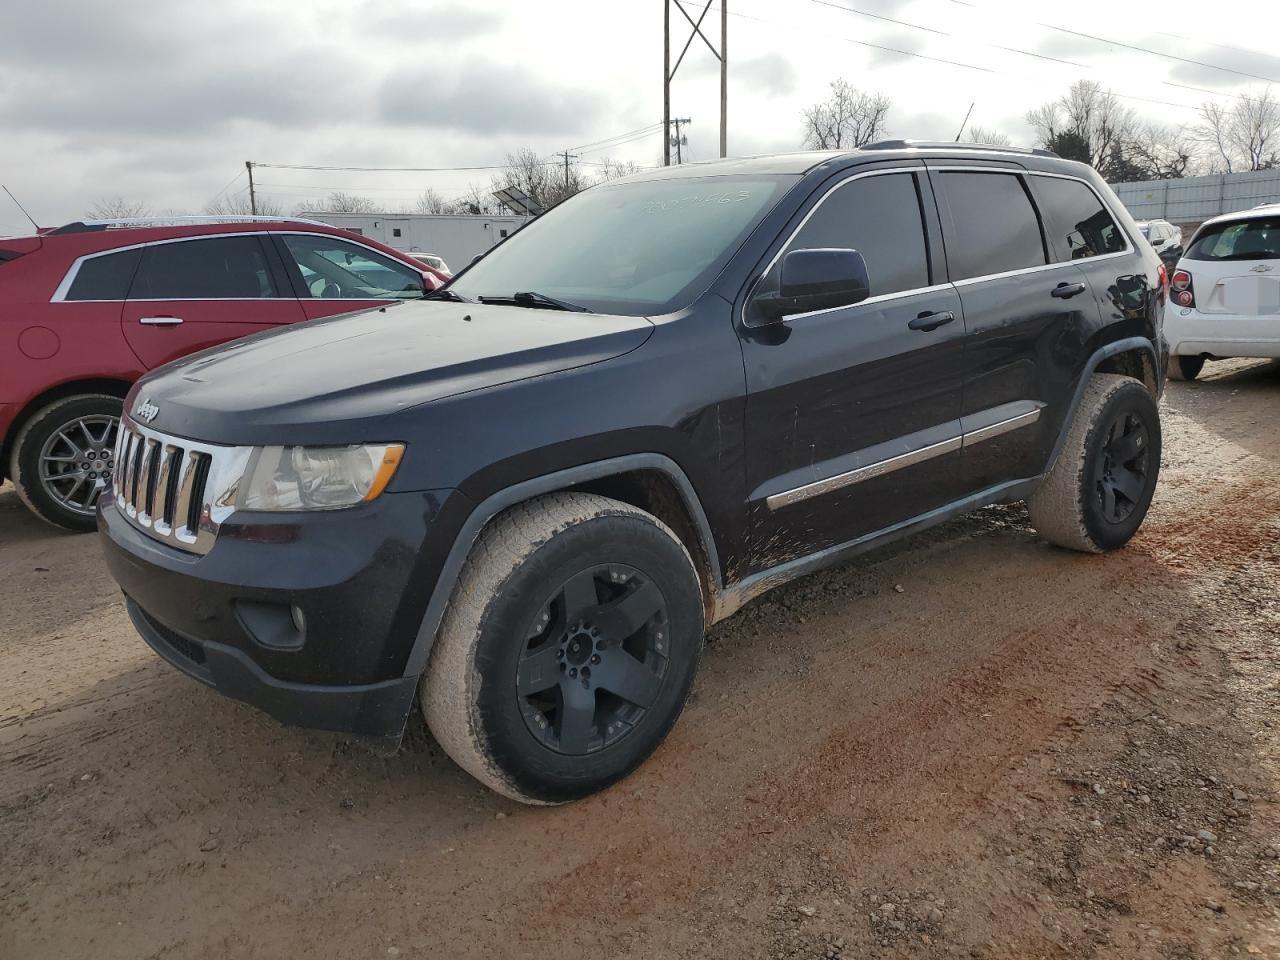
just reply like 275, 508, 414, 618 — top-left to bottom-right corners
401, 453, 722, 680
2, 378, 133, 482
1041, 337, 1158, 481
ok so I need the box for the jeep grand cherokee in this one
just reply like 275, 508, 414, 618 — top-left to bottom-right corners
99, 142, 1167, 804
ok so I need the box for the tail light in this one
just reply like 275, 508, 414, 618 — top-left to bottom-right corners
1171, 269, 1195, 308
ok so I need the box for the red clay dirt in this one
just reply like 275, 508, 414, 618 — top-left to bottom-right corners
2, 359, 1279, 959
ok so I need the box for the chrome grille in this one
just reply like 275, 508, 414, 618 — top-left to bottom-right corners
112, 418, 249, 555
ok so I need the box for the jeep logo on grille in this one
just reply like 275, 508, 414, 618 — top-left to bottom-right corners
134, 397, 160, 424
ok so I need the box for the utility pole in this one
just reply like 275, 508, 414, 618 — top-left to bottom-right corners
720, 1, 727, 158
663, 0, 671, 167
558, 150, 578, 190
670, 118, 691, 164
245, 160, 257, 215
664, 1, 727, 165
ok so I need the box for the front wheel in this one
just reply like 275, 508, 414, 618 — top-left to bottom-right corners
1028, 374, 1161, 553
422, 493, 705, 804
8, 394, 122, 532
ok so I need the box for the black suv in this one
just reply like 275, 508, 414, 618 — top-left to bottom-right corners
99, 142, 1167, 805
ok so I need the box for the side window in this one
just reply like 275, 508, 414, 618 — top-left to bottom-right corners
756, 172, 930, 312
282, 235, 426, 300
65, 248, 143, 301
1032, 176, 1128, 261
129, 236, 279, 299
935, 172, 1047, 280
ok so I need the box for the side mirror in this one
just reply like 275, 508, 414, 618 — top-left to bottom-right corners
754, 248, 870, 321
1150, 237, 1165, 249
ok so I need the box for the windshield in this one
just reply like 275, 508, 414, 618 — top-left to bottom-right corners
449, 174, 796, 316
1187, 217, 1280, 261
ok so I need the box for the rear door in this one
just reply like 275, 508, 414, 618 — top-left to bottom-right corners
929, 166, 1104, 492
271, 233, 429, 321
121, 234, 305, 368
1181, 215, 1280, 335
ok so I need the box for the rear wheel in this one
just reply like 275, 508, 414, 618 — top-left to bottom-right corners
422, 493, 705, 804
1167, 355, 1205, 381
8, 394, 122, 532
1028, 374, 1161, 553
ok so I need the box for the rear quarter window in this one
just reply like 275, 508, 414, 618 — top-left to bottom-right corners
1031, 176, 1128, 261
65, 248, 143, 301
1188, 218, 1280, 261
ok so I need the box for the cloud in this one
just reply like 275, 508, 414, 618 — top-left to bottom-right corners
378, 61, 609, 135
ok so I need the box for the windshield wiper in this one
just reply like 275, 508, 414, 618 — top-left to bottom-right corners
478, 291, 587, 312
423, 287, 471, 303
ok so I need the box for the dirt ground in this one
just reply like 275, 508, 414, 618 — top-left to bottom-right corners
2, 360, 1279, 960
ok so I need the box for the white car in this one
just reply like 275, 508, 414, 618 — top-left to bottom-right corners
1166, 204, 1280, 380
408, 252, 451, 275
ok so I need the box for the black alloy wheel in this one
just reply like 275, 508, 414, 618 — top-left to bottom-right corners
516, 564, 669, 755
1092, 410, 1152, 525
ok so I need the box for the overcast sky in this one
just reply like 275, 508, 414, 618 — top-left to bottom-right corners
2, 0, 1278, 232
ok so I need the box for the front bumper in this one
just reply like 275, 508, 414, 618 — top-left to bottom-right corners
98, 485, 461, 738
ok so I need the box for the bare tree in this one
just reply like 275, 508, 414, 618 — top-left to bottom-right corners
454, 181, 496, 215
491, 148, 587, 212
1196, 88, 1280, 172
596, 158, 642, 182
1027, 79, 1202, 181
414, 188, 455, 215
205, 193, 283, 217
1125, 123, 1196, 180
86, 196, 150, 220
965, 126, 1011, 146
801, 80, 890, 150
294, 191, 376, 214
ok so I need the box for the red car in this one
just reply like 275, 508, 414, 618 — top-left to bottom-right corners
0, 216, 446, 531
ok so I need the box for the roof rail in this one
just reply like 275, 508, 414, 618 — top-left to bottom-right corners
861, 139, 1059, 158
48, 215, 333, 235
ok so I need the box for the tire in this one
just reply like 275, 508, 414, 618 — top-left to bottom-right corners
8, 394, 123, 532
1027, 374, 1161, 554
422, 493, 705, 805
1166, 355, 1205, 381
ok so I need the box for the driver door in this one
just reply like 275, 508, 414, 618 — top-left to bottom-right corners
739, 168, 968, 572
271, 233, 430, 320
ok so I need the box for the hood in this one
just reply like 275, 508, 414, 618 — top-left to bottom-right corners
131, 300, 653, 444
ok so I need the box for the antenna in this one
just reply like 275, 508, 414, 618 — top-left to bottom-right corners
954, 102, 975, 142
2, 185, 40, 232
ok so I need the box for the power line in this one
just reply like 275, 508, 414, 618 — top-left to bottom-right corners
1032, 21, 1279, 85
812, 0, 1269, 108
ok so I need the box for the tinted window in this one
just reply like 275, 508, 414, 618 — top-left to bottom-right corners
65, 248, 142, 301
129, 236, 278, 299
1188, 218, 1280, 261
757, 172, 929, 308
936, 172, 1046, 280
1033, 176, 1127, 262
283, 235, 426, 300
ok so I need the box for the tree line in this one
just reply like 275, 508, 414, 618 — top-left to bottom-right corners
800, 77, 1280, 182
86, 152, 642, 222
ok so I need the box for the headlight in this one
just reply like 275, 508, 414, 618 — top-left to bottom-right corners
238, 444, 405, 512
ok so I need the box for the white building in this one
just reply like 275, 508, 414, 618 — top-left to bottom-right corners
312, 212, 528, 272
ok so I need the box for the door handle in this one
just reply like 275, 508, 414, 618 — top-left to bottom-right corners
908, 310, 955, 332
1050, 282, 1087, 299
139, 316, 184, 326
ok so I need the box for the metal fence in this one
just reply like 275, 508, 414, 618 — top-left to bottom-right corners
1112, 169, 1280, 225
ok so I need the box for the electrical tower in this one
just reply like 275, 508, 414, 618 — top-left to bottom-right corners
663, 1, 726, 166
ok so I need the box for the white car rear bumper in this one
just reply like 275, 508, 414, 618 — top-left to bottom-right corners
1165, 307, 1280, 359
